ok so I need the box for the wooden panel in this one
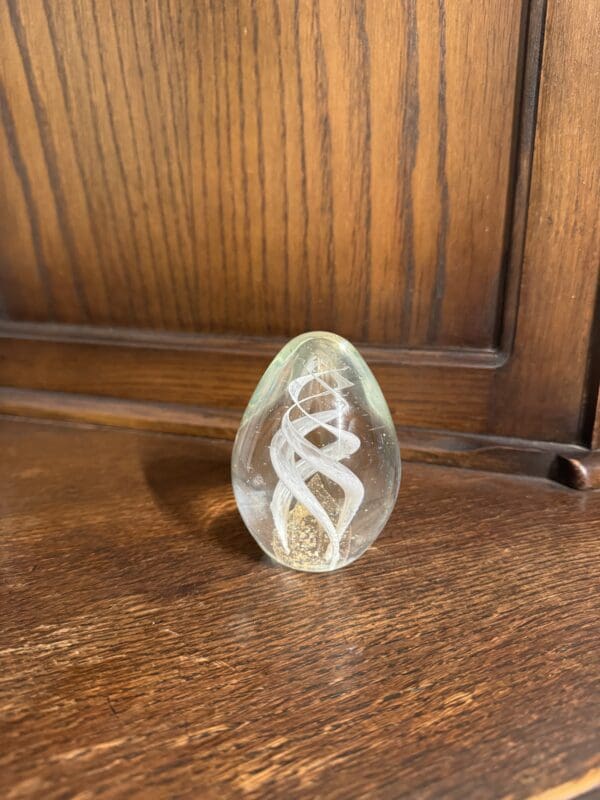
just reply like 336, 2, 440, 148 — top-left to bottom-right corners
0, 0, 597, 455
490, 0, 600, 443
2, 419, 600, 797
0, 0, 523, 348
0, 387, 588, 483
0, 326, 493, 432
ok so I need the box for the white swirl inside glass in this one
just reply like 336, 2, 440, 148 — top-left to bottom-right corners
269, 358, 364, 568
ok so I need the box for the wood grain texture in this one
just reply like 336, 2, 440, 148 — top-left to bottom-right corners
0, 325, 494, 432
0, 307, 596, 448
491, 0, 600, 442
1, 418, 599, 799
0, 0, 598, 456
588, 287, 600, 451
0, 386, 590, 484
0, 386, 242, 440
0, 0, 524, 348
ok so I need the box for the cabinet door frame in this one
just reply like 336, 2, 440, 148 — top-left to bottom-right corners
0, 0, 598, 483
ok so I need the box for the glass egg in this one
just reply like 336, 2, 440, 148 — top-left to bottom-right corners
231, 331, 401, 572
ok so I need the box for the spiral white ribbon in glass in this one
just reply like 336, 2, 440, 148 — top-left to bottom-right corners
269, 362, 364, 566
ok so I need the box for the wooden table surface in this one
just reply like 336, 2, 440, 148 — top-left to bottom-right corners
1, 419, 599, 799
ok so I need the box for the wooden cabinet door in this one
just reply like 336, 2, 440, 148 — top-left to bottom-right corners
0, 0, 598, 471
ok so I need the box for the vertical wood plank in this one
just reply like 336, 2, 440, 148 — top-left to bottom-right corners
0, 0, 525, 348
492, 0, 600, 443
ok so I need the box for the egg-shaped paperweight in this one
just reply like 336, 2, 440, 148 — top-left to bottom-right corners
231, 332, 401, 572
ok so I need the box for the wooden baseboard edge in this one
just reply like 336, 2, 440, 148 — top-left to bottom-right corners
0, 387, 593, 487
0, 387, 239, 441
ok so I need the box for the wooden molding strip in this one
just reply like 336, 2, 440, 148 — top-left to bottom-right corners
0, 320, 506, 369
0, 387, 239, 441
399, 426, 586, 484
0, 387, 590, 486
0, 328, 499, 435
